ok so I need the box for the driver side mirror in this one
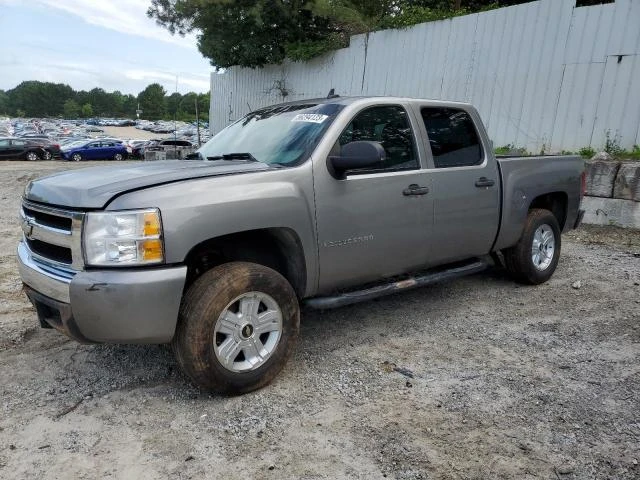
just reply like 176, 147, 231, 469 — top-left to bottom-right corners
328, 141, 386, 179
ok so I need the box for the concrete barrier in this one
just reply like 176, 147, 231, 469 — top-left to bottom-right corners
144, 146, 196, 161
613, 162, 640, 202
581, 196, 640, 228
144, 150, 166, 161
585, 160, 621, 198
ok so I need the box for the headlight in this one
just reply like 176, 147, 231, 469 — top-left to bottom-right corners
83, 209, 164, 266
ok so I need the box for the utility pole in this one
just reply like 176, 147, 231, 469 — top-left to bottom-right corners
174, 74, 178, 159
195, 96, 201, 147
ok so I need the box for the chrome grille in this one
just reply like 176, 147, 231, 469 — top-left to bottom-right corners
20, 200, 84, 271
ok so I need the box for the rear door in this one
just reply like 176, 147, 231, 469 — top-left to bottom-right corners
415, 106, 500, 264
85, 141, 103, 159
101, 141, 116, 159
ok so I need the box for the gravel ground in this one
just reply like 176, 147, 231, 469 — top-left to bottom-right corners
1, 161, 639, 479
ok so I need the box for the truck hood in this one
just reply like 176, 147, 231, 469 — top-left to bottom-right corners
24, 160, 272, 209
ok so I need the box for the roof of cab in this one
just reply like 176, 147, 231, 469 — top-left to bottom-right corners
251, 96, 474, 111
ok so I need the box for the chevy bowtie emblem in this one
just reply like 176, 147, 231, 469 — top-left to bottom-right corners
21, 216, 35, 239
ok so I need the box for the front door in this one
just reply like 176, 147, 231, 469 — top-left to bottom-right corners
313, 104, 433, 292
415, 106, 500, 264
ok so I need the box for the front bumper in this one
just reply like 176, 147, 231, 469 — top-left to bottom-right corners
18, 241, 187, 343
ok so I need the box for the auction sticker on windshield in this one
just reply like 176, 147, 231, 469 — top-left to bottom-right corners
292, 114, 329, 123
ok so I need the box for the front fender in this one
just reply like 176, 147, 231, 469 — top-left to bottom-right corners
107, 164, 319, 296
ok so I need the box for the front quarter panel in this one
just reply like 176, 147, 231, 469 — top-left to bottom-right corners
107, 163, 319, 296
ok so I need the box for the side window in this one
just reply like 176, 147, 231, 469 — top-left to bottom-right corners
12, 140, 27, 146
339, 105, 418, 172
0, 139, 10, 147
421, 108, 483, 168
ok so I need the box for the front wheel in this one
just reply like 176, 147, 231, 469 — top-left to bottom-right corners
173, 262, 300, 394
25, 151, 39, 161
503, 208, 561, 285
71, 153, 83, 162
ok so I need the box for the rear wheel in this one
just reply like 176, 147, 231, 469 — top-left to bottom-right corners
173, 262, 300, 394
503, 208, 561, 285
114, 153, 124, 161
43, 150, 52, 161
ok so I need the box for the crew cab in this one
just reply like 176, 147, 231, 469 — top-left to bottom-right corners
17, 97, 585, 393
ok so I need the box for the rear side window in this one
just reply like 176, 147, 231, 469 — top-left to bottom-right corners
421, 108, 483, 168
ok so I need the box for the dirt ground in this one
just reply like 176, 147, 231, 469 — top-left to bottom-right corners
0, 161, 639, 479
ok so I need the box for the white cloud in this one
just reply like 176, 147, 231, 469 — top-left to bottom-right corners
15, 0, 199, 49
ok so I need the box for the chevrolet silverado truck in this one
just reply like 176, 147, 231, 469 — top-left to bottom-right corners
17, 97, 585, 393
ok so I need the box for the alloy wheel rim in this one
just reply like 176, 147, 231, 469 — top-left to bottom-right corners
531, 224, 555, 271
213, 292, 283, 373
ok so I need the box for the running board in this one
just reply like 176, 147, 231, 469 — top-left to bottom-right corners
304, 259, 488, 310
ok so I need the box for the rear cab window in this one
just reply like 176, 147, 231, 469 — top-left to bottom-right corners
421, 107, 483, 168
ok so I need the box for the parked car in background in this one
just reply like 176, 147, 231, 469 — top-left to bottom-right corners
0, 138, 47, 160
61, 139, 128, 161
20, 138, 62, 160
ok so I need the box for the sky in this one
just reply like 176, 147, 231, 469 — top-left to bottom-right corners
0, 0, 213, 95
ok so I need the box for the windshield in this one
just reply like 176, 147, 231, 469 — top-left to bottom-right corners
199, 103, 344, 166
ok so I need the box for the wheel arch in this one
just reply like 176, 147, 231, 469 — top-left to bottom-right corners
182, 227, 307, 298
528, 191, 568, 230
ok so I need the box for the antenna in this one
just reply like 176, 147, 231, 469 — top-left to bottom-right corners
327, 88, 339, 99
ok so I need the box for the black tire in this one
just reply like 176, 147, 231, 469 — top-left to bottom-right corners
25, 150, 39, 161
503, 208, 561, 285
173, 262, 300, 394
43, 150, 52, 161
114, 153, 124, 161
71, 153, 83, 162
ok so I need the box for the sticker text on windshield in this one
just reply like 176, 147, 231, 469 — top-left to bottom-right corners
292, 114, 329, 123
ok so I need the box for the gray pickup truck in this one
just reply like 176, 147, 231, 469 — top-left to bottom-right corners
18, 97, 585, 393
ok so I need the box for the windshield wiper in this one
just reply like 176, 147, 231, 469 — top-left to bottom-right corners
207, 152, 259, 162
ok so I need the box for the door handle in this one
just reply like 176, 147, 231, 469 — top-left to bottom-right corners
475, 177, 495, 188
403, 184, 429, 196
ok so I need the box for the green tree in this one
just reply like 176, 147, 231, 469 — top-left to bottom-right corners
109, 90, 126, 117
197, 92, 210, 121
138, 83, 166, 119
88, 88, 112, 116
122, 94, 138, 118
165, 92, 183, 118
6, 81, 74, 116
81, 103, 93, 118
63, 99, 80, 118
148, 0, 529, 66
0, 90, 8, 115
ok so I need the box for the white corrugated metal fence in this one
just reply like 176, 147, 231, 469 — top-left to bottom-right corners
210, 0, 640, 152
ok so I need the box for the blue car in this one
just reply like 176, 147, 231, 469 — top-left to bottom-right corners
61, 140, 128, 161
